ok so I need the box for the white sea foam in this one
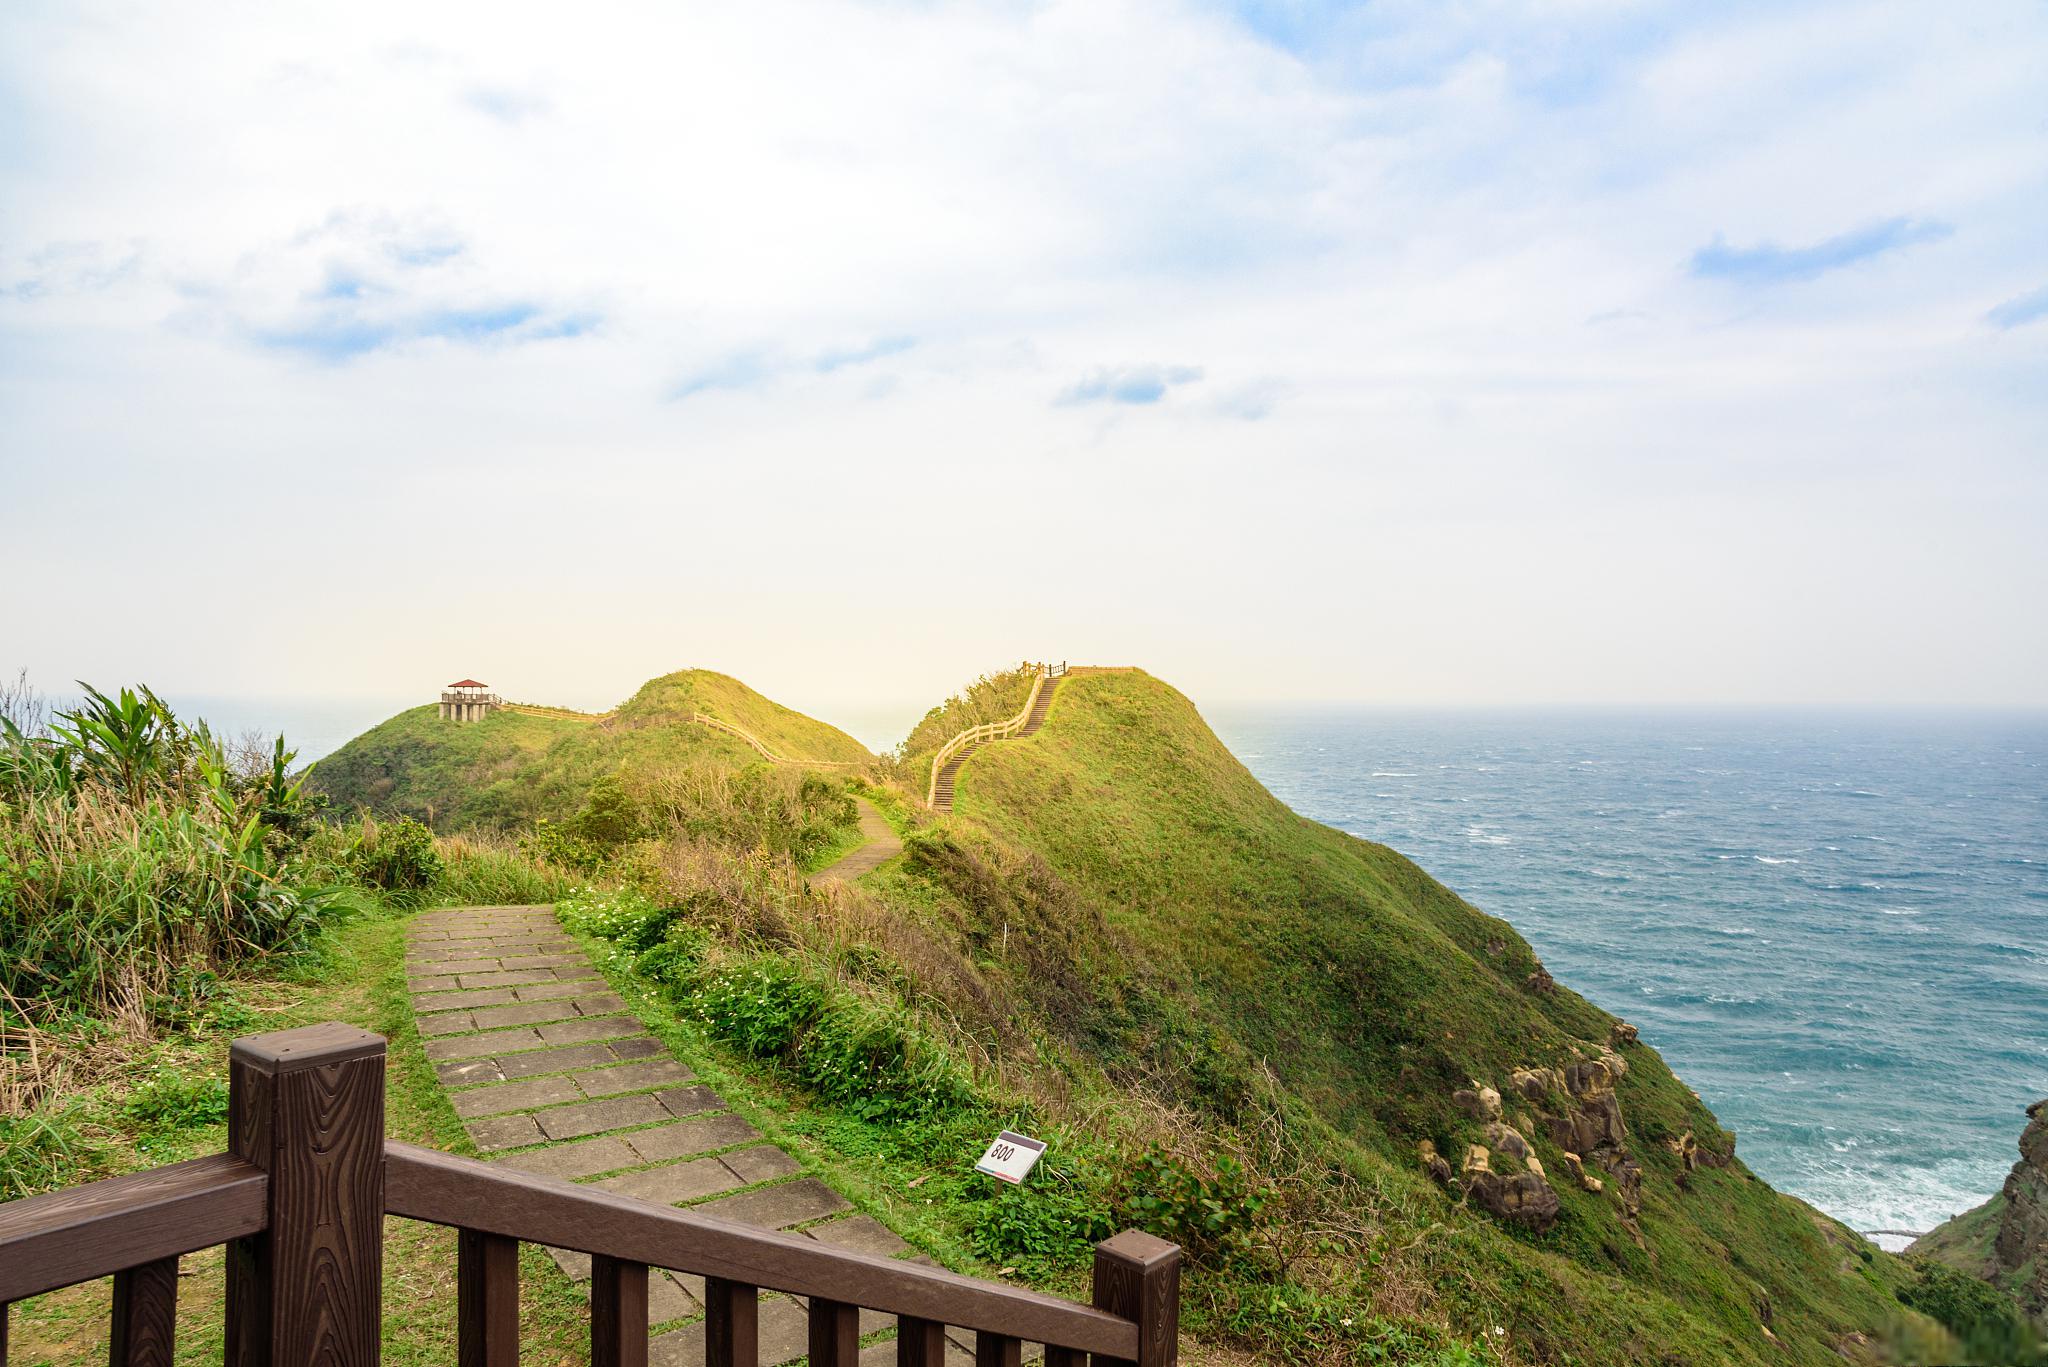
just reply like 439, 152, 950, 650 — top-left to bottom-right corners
1754, 855, 1798, 865
1370, 771, 1417, 777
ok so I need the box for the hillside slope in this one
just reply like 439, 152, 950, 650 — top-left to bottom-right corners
907, 669, 1934, 1364
311, 669, 871, 829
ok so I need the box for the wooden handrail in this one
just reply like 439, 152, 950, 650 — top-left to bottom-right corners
0, 1153, 268, 1302
924, 667, 1053, 809
384, 1141, 1143, 1357
0, 1025, 1180, 1366
687, 713, 864, 768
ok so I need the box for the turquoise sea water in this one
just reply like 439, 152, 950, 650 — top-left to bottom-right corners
1206, 708, 2048, 1242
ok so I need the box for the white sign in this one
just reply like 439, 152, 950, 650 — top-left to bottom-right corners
975, 1130, 1046, 1185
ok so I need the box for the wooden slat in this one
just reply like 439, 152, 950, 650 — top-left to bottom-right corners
0, 1155, 266, 1302
111, 1257, 179, 1367
385, 1142, 1137, 1358
973, 1332, 1021, 1367
896, 1316, 946, 1366
226, 1024, 385, 1367
807, 1298, 858, 1366
1041, 1349, 1084, 1367
458, 1229, 519, 1367
703, 1278, 757, 1367
591, 1255, 648, 1367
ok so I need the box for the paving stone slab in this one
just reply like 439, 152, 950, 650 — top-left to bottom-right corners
651, 1295, 810, 1367
417, 1011, 479, 1037
648, 1270, 699, 1326
804, 1213, 913, 1259
435, 1057, 506, 1087
538, 1014, 647, 1046
535, 1093, 671, 1141
415, 986, 519, 1012
571, 1058, 695, 1097
511, 976, 606, 1002
465, 1112, 545, 1152
450, 1075, 584, 1118
655, 1085, 726, 1119
490, 1041, 622, 1081
424, 1027, 543, 1061
407, 944, 508, 963
407, 974, 459, 992
611, 1036, 668, 1060
720, 1145, 801, 1186
495, 1134, 641, 1181
456, 968, 567, 989
691, 1178, 849, 1229
469, 999, 589, 1030
571, 992, 629, 1015
625, 1114, 761, 1164
497, 953, 588, 970
595, 1155, 746, 1205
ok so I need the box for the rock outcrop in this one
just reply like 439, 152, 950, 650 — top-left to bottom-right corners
1913, 1097, 2048, 1331
1461, 1138, 1562, 1232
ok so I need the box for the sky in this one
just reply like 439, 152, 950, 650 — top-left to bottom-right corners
3, 0, 2045, 730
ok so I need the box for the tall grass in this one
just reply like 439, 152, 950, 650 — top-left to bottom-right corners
1, 685, 347, 1033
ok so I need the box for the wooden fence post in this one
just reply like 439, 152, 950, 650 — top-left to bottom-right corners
1089, 1231, 1180, 1367
225, 1023, 386, 1367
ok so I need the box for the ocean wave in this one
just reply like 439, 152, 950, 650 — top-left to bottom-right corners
1754, 856, 1799, 865
1370, 771, 1417, 778
1716, 926, 1758, 936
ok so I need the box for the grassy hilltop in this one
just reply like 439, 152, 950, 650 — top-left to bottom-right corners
27, 664, 2030, 1364
899, 669, 1947, 1363
310, 669, 871, 830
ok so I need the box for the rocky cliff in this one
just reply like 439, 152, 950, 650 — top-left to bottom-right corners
1915, 1097, 2048, 1329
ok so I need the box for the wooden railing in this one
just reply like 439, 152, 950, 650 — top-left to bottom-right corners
923, 666, 1058, 810
502, 702, 617, 722
0, 1025, 1179, 1366
686, 714, 864, 769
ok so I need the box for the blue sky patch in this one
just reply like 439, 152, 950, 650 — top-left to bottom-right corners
1058, 364, 1204, 407
1986, 284, 2048, 330
1689, 217, 1951, 284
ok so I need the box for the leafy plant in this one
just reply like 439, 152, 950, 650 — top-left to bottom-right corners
351, 818, 443, 899
1122, 1149, 1270, 1268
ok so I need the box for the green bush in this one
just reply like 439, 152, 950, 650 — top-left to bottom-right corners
122, 1067, 231, 1130
967, 1161, 1114, 1267
687, 954, 976, 1123
1898, 1260, 2045, 1364
1122, 1148, 1269, 1268
351, 818, 443, 898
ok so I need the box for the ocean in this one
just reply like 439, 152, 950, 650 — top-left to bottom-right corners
175, 694, 2047, 1242
1206, 708, 2048, 1246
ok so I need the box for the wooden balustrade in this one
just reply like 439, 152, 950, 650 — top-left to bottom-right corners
924, 666, 1056, 809
0, 1025, 1181, 1367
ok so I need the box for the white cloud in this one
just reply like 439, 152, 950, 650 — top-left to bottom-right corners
0, 0, 2044, 709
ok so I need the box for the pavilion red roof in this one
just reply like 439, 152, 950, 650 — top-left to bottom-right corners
447, 679, 488, 689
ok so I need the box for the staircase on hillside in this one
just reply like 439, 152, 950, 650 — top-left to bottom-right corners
929, 669, 1063, 812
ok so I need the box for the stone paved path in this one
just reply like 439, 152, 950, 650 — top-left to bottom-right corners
810, 798, 903, 884
408, 906, 1002, 1366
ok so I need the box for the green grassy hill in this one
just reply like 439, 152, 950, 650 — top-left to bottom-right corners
310, 669, 871, 830
881, 669, 1940, 1364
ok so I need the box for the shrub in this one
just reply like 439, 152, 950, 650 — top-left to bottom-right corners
1122, 1149, 1269, 1268
122, 1068, 231, 1130
1898, 1261, 2044, 1364
351, 817, 443, 898
689, 954, 977, 1123
434, 834, 576, 906
967, 1160, 1114, 1267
